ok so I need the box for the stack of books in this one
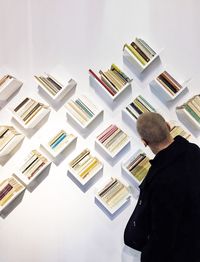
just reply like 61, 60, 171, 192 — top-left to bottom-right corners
156, 71, 183, 96
66, 95, 101, 127
48, 130, 75, 152
0, 126, 22, 152
13, 97, 49, 126
89, 64, 131, 97
176, 95, 200, 125
97, 177, 130, 209
124, 152, 151, 183
0, 177, 24, 209
19, 150, 48, 180
96, 124, 129, 156
170, 125, 191, 140
69, 149, 102, 182
34, 73, 63, 96
123, 38, 156, 66
125, 95, 156, 120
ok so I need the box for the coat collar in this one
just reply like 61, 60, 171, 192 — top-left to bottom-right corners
139, 136, 189, 190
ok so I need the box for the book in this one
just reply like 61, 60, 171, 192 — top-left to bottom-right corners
131, 42, 150, 62
89, 69, 115, 96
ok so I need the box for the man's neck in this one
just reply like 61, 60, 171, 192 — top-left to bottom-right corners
151, 137, 174, 155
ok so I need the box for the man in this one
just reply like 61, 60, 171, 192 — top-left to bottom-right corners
124, 112, 200, 262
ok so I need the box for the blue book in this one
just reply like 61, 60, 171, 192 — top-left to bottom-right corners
51, 133, 67, 149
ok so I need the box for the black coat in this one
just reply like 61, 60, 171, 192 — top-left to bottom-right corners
124, 136, 200, 262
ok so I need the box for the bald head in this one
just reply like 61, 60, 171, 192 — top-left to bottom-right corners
136, 112, 171, 146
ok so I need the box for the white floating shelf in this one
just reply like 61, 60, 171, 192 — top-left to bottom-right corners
10, 99, 50, 129
68, 150, 103, 186
123, 44, 160, 74
176, 107, 200, 130
122, 149, 147, 188
95, 135, 131, 159
122, 107, 138, 123
0, 175, 25, 213
0, 76, 22, 102
150, 77, 189, 101
95, 177, 131, 215
0, 127, 24, 157
89, 71, 132, 101
35, 73, 76, 101
41, 130, 77, 159
65, 95, 103, 129
14, 150, 51, 186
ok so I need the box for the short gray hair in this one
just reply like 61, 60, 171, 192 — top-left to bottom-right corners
136, 112, 170, 145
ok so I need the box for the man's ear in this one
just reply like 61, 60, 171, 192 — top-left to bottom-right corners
141, 139, 148, 147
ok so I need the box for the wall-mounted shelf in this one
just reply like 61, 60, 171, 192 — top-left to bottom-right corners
10, 97, 50, 129
95, 124, 131, 158
123, 37, 161, 73
14, 149, 51, 186
41, 129, 77, 159
0, 125, 24, 157
34, 67, 76, 101
122, 149, 150, 188
176, 95, 200, 130
65, 94, 103, 129
150, 71, 189, 101
89, 64, 132, 101
68, 148, 103, 186
0, 75, 22, 102
123, 95, 156, 122
95, 177, 131, 215
0, 175, 25, 213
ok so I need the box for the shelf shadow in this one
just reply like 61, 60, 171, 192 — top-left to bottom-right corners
89, 76, 132, 111
66, 112, 104, 139
67, 168, 103, 193
11, 111, 51, 139
0, 138, 24, 166
40, 138, 77, 166
95, 141, 131, 167
94, 196, 131, 220
26, 164, 52, 192
123, 56, 162, 82
0, 83, 22, 110
38, 85, 76, 111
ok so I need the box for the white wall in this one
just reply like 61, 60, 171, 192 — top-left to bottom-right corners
0, 1, 199, 262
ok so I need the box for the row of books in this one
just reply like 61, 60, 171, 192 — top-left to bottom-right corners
176, 95, 200, 124
69, 149, 101, 180
0, 126, 20, 151
66, 95, 100, 126
19, 150, 48, 180
170, 125, 191, 140
0, 177, 24, 208
97, 177, 129, 209
48, 130, 75, 152
13, 97, 48, 125
34, 73, 63, 96
89, 64, 131, 97
125, 153, 151, 182
125, 95, 156, 120
97, 125, 129, 154
156, 71, 183, 95
123, 38, 156, 66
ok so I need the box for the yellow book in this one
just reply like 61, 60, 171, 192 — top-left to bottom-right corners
79, 158, 99, 179
124, 44, 147, 66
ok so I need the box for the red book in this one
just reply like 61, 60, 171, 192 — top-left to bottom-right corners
89, 69, 115, 96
